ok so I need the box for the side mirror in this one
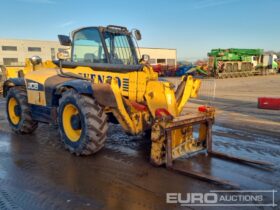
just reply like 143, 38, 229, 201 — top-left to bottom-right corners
29, 56, 42, 66
141, 54, 150, 63
134, 29, 142, 41
58, 35, 71, 46
57, 50, 70, 60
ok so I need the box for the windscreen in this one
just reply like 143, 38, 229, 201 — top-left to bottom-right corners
72, 28, 107, 63
104, 32, 138, 65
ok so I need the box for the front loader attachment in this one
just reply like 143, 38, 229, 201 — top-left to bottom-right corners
145, 75, 274, 187
151, 106, 273, 187
150, 106, 215, 166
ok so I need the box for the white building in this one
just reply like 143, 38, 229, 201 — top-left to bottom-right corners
139, 47, 177, 66
0, 38, 176, 66
0, 39, 68, 66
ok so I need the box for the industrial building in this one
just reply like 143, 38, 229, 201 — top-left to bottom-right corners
0, 39, 67, 66
138, 47, 177, 66
0, 38, 176, 66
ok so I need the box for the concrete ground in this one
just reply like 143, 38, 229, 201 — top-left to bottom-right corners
0, 75, 279, 210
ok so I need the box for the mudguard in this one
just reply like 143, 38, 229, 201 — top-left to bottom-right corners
56, 79, 93, 95
3, 78, 25, 97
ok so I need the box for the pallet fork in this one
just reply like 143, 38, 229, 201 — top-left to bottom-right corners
153, 106, 273, 188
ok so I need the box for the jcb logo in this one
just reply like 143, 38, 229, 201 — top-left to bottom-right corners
27, 82, 39, 90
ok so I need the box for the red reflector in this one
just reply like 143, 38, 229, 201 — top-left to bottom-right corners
155, 108, 171, 117
258, 97, 280, 110
198, 105, 208, 112
130, 101, 147, 111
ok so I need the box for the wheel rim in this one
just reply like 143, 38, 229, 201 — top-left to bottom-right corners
62, 104, 82, 142
8, 97, 20, 125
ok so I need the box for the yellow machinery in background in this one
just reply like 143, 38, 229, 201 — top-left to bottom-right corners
2, 25, 271, 186
1, 64, 24, 94
0, 59, 48, 94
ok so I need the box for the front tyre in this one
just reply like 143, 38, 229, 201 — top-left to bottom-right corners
6, 87, 38, 134
58, 90, 108, 155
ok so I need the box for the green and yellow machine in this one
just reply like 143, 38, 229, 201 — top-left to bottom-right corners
2, 25, 271, 186
208, 48, 278, 78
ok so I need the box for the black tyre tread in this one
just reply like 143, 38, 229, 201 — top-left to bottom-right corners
6, 88, 38, 134
58, 90, 108, 155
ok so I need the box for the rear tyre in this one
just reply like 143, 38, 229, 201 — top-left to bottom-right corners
241, 63, 246, 72
58, 90, 108, 155
225, 63, 232, 72
233, 63, 238, 72
6, 87, 38, 134
246, 63, 252, 71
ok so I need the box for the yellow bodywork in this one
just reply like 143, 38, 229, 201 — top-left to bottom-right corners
145, 81, 178, 117
23, 62, 158, 106
25, 68, 59, 106
5, 65, 28, 79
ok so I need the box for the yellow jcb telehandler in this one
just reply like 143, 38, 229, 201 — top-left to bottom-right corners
2, 25, 272, 186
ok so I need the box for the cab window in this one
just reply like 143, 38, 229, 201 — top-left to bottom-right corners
104, 32, 137, 65
72, 28, 107, 63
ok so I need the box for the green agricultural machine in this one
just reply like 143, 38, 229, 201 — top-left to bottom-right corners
208, 48, 278, 78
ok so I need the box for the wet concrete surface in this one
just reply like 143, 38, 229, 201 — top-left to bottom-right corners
0, 75, 280, 210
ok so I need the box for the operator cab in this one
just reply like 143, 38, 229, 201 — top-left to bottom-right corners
58, 25, 142, 66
